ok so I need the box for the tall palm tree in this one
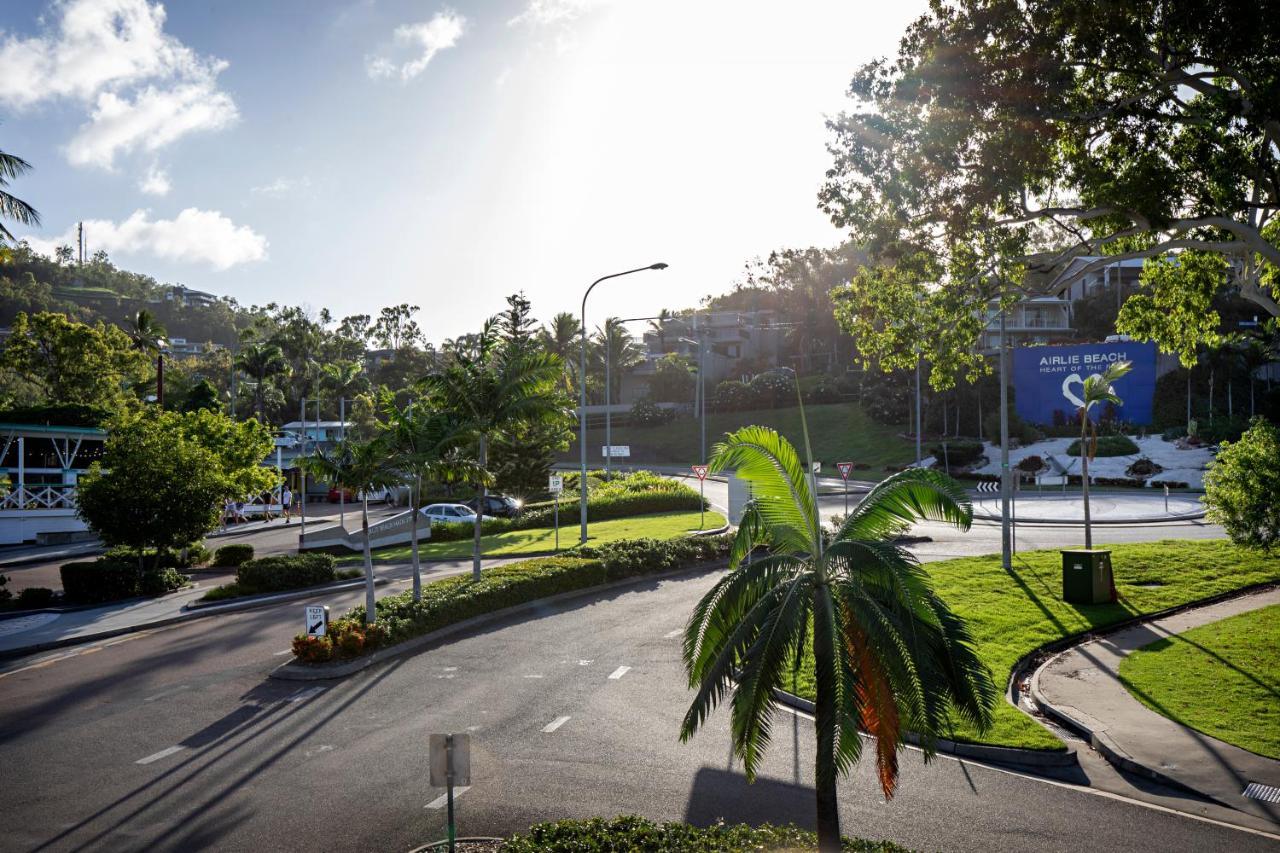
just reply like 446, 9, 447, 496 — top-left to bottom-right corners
647, 308, 673, 352
381, 403, 487, 602
299, 437, 400, 625
235, 341, 289, 421
322, 360, 368, 414
0, 146, 40, 245
541, 312, 582, 389
596, 318, 644, 405
681, 424, 996, 852
420, 318, 569, 581
1076, 360, 1132, 550
127, 310, 168, 405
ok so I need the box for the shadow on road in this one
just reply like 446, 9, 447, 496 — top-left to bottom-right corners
681, 765, 815, 829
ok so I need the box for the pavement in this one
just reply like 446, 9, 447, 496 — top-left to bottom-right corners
1033, 588, 1280, 825
3, 563, 1277, 852
973, 491, 1205, 524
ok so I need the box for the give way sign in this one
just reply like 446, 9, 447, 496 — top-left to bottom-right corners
837, 462, 853, 480
692, 464, 709, 481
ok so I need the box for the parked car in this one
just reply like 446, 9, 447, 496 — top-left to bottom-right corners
463, 494, 523, 518
420, 503, 479, 525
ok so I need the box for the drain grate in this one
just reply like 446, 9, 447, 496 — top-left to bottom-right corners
1242, 782, 1280, 803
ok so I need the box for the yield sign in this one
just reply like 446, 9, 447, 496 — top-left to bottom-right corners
837, 462, 853, 481
692, 464, 709, 481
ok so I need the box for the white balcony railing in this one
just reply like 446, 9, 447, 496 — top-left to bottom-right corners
1, 485, 78, 510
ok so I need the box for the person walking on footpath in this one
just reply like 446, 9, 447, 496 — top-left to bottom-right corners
281, 484, 293, 524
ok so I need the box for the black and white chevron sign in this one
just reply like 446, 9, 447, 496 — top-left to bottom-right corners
976, 481, 1000, 493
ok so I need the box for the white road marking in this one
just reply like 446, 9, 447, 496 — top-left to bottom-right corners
577, 659, 593, 666
135, 746, 185, 765
607, 666, 631, 680
287, 686, 327, 702
664, 629, 683, 639
442, 666, 458, 672
425, 786, 471, 809
144, 685, 189, 702
523, 674, 543, 679
273, 649, 293, 656
542, 715, 571, 733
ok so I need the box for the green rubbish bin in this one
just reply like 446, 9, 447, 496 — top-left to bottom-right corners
1061, 549, 1114, 604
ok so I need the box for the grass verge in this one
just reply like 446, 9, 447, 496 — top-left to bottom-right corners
347, 510, 726, 563
1117, 602, 1279, 759
788, 539, 1280, 751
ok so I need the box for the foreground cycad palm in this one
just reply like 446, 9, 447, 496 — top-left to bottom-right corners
681, 424, 996, 851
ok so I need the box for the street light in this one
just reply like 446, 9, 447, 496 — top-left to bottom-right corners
604, 314, 670, 479
580, 263, 668, 544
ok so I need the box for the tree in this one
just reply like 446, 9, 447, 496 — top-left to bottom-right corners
182, 378, 221, 413
820, 0, 1279, 387
372, 303, 422, 350
595, 318, 644, 404
681, 425, 995, 851
126, 309, 168, 405
1204, 418, 1280, 551
540, 311, 582, 389
299, 438, 400, 624
235, 340, 289, 421
1075, 361, 1133, 550
77, 410, 275, 568
420, 317, 569, 581
0, 145, 40, 245
0, 311, 148, 408
647, 354, 695, 403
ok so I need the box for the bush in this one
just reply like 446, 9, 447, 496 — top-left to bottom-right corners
139, 568, 188, 596
0, 574, 10, 604
629, 396, 673, 427
1150, 480, 1189, 489
580, 534, 733, 579
102, 545, 207, 569
500, 816, 912, 852
236, 554, 337, 593
711, 379, 753, 412
749, 371, 796, 409
1161, 426, 1187, 441
1199, 416, 1251, 445
1016, 455, 1045, 474
1066, 434, 1140, 456
183, 543, 211, 567
292, 634, 334, 663
16, 587, 56, 608
61, 559, 142, 603
1204, 419, 1280, 551
802, 375, 845, 404
214, 544, 255, 567
930, 440, 984, 469
1126, 456, 1164, 478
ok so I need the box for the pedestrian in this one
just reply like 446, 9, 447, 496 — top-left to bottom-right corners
233, 499, 248, 524
261, 490, 274, 523
281, 484, 293, 524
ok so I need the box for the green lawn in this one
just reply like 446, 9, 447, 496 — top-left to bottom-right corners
788, 539, 1280, 751
345, 510, 727, 563
1118, 603, 1280, 759
563, 402, 916, 474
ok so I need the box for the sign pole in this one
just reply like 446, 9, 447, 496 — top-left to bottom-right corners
699, 476, 705, 530
554, 496, 559, 552
445, 733, 456, 853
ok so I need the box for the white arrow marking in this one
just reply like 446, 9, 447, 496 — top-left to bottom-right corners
608, 666, 631, 680
425, 786, 471, 809
136, 746, 185, 765
542, 715, 571, 733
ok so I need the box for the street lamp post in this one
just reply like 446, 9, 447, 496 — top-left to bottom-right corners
581, 263, 668, 543
604, 314, 670, 480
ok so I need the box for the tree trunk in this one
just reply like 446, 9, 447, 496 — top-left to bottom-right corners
1081, 414, 1092, 551
156, 352, 165, 407
362, 497, 375, 625
411, 473, 422, 602
472, 434, 488, 582
812, 592, 842, 852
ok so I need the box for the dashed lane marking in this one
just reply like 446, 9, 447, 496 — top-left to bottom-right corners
273, 649, 293, 656
542, 715, 571, 733
607, 666, 631, 680
426, 786, 471, 809
287, 686, 327, 702
664, 629, 683, 639
135, 746, 185, 765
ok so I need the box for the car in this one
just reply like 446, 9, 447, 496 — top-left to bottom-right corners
420, 503, 479, 525
463, 494, 523, 518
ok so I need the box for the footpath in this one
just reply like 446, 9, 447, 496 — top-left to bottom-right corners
1033, 587, 1280, 825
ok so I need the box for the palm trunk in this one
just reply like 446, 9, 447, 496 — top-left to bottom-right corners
362, 496, 375, 625
472, 434, 487, 582
812, 591, 842, 852
1081, 414, 1092, 551
411, 473, 422, 602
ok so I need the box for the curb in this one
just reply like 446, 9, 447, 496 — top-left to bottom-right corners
270, 560, 731, 681
181, 576, 389, 611
972, 509, 1206, 525
0, 577, 390, 660
770, 688, 1077, 768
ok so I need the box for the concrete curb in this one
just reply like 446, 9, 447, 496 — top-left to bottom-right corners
972, 509, 1206, 525
0, 577, 390, 660
270, 560, 731, 682
770, 688, 1078, 768
181, 576, 389, 611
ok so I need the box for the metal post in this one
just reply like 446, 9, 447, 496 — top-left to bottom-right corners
915, 357, 922, 464
554, 496, 559, 552
999, 308, 1011, 570
843, 477, 848, 518
339, 397, 346, 530
299, 398, 307, 544
579, 308, 589, 544
699, 475, 706, 531
605, 331, 612, 480
445, 733, 456, 853
697, 317, 706, 464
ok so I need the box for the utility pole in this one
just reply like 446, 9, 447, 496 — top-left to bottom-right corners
915, 357, 922, 465
999, 306, 1012, 570
77, 222, 84, 266
339, 396, 346, 530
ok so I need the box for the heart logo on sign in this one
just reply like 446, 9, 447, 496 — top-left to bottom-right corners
1061, 373, 1086, 409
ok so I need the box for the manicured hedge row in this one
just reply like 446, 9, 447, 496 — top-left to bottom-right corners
500, 816, 913, 852
236, 553, 337, 593
424, 490, 706, 543
60, 559, 188, 603
294, 533, 734, 663
214, 544, 255, 567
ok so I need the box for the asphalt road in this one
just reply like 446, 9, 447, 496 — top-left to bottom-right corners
1, 513, 1272, 852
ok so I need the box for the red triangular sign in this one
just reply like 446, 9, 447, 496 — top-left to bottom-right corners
692, 465, 709, 481
837, 462, 853, 480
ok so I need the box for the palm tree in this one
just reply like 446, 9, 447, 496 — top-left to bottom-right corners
322, 360, 368, 414
541, 312, 581, 389
596, 318, 644, 405
420, 318, 569, 581
0, 146, 40, 245
1076, 361, 1132, 550
299, 437, 400, 625
647, 308, 673, 352
127, 310, 168, 405
235, 341, 289, 421
381, 404, 487, 602
681, 424, 996, 852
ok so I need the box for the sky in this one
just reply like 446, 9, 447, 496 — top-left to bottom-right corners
2, 0, 927, 344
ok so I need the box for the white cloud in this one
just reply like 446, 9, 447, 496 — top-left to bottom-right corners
138, 162, 170, 196
24, 208, 267, 270
251, 176, 310, 197
508, 0, 609, 28
367, 10, 465, 81
0, 0, 238, 169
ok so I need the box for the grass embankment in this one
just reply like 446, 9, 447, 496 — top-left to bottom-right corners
347, 510, 727, 564
563, 402, 915, 473
1118, 603, 1280, 759
789, 539, 1280, 751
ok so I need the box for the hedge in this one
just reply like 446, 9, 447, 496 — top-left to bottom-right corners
499, 816, 913, 852
236, 553, 336, 593
214, 543, 255, 567
60, 559, 188, 603
296, 533, 735, 663
1065, 434, 1140, 456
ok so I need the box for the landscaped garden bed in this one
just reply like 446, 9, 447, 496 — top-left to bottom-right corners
200, 553, 361, 602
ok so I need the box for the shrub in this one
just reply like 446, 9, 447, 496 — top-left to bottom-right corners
711, 379, 753, 412
749, 371, 796, 409
930, 440, 984, 469
581, 533, 733, 580
802, 375, 845, 404
102, 546, 206, 569
1065, 434, 1140, 456
199, 583, 243, 602
1204, 419, 1280, 551
61, 559, 142, 603
16, 587, 56, 608
1126, 456, 1164, 478
213, 544, 255, 567
139, 568, 188, 596
629, 396, 673, 427
182, 543, 211, 567
0, 574, 10, 604
1150, 480, 1189, 489
236, 554, 337, 593
292, 634, 333, 663
1161, 426, 1187, 441
1016, 455, 1045, 473
1199, 416, 1251, 445
499, 816, 912, 852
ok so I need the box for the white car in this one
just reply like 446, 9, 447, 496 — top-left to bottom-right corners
420, 503, 478, 525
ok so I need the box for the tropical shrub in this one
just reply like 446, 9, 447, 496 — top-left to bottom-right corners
1204, 419, 1280, 551
1065, 434, 1139, 456
711, 379, 753, 412
16, 587, 56, 608
930, 440, 984, 468
214, 544, 255, 567
61, 559, 143, 603
291, 634, 333, 663
499, 816, 912, 852
629, 396, 673, 427
236, 554, 337, 593
748, 371, 796, 408
139, 568, 188, 596
1016, 455, 1045, 473
1126, 456, 1163, 478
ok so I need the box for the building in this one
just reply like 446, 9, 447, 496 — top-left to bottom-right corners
166, 337, 223, 356
155, 284, 220, 310
0, 423, 106, 544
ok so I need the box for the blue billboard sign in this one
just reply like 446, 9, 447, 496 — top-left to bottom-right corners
1012, 341, 1158, 426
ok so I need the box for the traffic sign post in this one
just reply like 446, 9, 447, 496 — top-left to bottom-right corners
837, 461, 853, 516
692, 464, 709, 530
549, 474, 564, 551
305, 605, 328, 638
429, 733, 471, 853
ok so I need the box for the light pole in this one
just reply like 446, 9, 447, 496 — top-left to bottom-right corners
581, 263, 668, 543
604, 314, 669, 479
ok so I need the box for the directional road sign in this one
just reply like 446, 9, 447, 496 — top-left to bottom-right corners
429, 733, 471, 787
305, 605, 328, 638
601, 445, 630, 458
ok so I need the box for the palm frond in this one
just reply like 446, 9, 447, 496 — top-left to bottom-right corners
709, 425, 820, 555
835, 468, 971, 544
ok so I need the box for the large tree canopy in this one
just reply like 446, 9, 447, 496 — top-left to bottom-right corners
822, 0, 1279, 385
